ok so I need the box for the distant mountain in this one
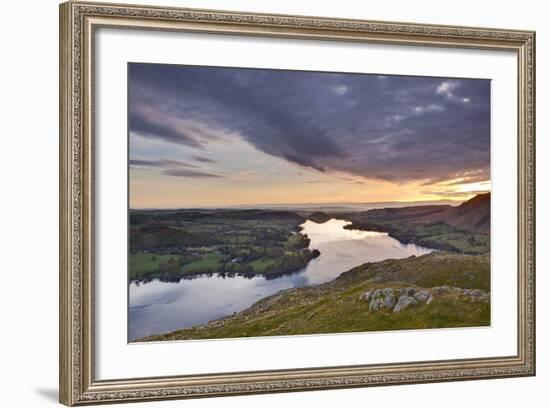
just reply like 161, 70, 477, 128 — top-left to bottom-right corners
442, 193, 490, 234
412, 193, 490, 234
341, 193, 491, 254
226, 199, 460, 213
354, 193, 490, 234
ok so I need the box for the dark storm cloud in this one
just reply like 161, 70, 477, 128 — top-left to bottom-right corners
129, 63, 490, 184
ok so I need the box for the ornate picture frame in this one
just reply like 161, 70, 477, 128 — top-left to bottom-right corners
59, 1, 535, 405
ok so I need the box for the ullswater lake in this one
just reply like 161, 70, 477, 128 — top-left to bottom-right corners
129, 218, 433, 341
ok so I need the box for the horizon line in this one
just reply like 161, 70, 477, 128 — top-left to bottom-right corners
129, 193, 489, 211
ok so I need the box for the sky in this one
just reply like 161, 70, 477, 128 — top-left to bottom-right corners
128, 63, 491, 209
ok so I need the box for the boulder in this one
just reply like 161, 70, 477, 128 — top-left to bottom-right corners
368, 289, 381, 311
414, 290, 431, 303
464, 288, 482, 297
393, 296, 418, 312
432, 286, 450, 296
368, 288, 396, 311
426, 295, 434, 305
462, 288, 489, 302
359, 291, 372, 302
400, 287, 417, 297
381, 288, 397, 309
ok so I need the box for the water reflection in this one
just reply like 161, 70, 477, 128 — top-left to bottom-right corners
129, 219, 432, 340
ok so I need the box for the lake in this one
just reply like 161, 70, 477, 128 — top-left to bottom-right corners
129, 218, 433, 341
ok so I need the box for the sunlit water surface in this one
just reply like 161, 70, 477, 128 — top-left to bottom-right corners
129, 219, 432, 340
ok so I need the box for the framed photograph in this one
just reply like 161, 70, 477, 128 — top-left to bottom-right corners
59, 1, 536, 405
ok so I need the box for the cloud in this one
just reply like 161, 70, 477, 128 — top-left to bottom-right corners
413, 104, 444, 114
436, 81, 474, 105
129, 103, 239, 148
129, 158, 197, 168
129, 155, 223, 178
339, 176, 366, 185
192, 155, 217, 163
163, 169, 224, 178
228, 171, 264, 180
332, 85, 349, 95
130, 157, 222, 179
129, 64, 490, 184
422, 189, 490, 198
440, 177, 489, 187
436, 81, 458, 98
129, 104, 204, 147
385, 114, 406, 124
421, 168, 490, 186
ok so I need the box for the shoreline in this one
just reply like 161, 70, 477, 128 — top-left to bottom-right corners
129, 219, 434, 340
129, 196, 490, 340
136, 251, 490, 342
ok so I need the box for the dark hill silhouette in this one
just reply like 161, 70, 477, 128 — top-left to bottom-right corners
347, 193, 490, 235
443, 193, 490, 233
307, 211, 331, 224
343, 193, 490, 254
413, 193, 490, 234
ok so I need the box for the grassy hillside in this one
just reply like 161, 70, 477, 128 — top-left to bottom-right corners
141, 252, 490, 341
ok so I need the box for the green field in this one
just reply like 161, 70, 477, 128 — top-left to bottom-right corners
180, 253, 224, 274
250, 257, 277, 273
129, 209, 318, 282
129, 254, 177, 280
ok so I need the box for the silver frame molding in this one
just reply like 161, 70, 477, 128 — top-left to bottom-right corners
59, 1, 536, 405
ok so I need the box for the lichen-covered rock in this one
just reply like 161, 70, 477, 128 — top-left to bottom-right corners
432, 286, 450, 296
364, 284, 488, 313
400, 287, 417, 297
381, 288, 397, 309
464, 288, 482, 297
393, 296, 418, 312
414, 290, 431, 303
359, 291, 372, 302
462, 288, 490, 302
368, 288, 396, 311
368, 289, 382, 311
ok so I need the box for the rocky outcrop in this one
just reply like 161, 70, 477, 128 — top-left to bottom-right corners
359, 291, 371, 302
462, 288, 490, 302
414, 290, 430, 303
400, 287, 417, 297
365, 288, 396, 311
393, 296, 417, 312
359, 285, 490, 313
432, 286, 451, 296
